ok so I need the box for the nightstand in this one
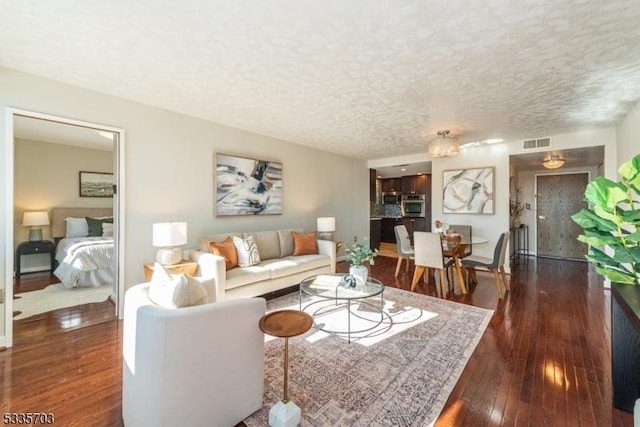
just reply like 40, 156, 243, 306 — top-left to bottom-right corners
15, 240, 56, 277
143, 260, 198, 281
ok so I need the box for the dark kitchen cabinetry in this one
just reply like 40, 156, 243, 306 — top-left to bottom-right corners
381, 178, 402, 193
401, 217, 426, 244
402, 175, 428, 195
380, 218, 402, 243
369, 218, 381, 250
369, 169, 377, 203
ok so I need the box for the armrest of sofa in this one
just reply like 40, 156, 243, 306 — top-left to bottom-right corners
317, 239, 337, 273
184, 249, 226, 301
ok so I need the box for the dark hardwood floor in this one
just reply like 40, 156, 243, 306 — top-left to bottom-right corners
0, 257, 633, 426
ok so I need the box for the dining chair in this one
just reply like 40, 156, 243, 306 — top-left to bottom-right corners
394, 225, 415, 277
411, 232, 448, 297
461, 231, 511, 298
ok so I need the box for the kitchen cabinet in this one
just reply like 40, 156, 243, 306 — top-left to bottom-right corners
369, 169, 377, 203
381, 178, 402, 193
402, 175, 428, 195
369, 218, 381, 250
381, 217, 402, 243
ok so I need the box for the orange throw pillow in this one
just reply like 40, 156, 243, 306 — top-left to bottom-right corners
208, 236, 238, 270
292, 232, 318, 256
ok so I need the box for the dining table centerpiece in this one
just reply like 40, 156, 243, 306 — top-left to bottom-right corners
345, 239, 378, 286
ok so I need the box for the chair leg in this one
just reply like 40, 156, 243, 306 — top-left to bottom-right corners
438, 269, 447, 297
491, 268, 503, 298
395, 257, 403, 277
411, 266, 425, 291
500, 266, 510, 291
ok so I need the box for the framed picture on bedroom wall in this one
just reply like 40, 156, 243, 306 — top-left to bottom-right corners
215, 153, 283, 216
442, 166, 494, 214
79, 171, 114, 197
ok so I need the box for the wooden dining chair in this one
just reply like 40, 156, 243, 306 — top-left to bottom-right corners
461, 231, 511, 298
394, 225, 415, 277
411, 232, 448, 297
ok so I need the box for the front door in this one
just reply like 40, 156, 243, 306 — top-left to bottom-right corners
536, 173, 588, 260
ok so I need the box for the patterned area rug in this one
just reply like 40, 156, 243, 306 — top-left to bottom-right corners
244, 286, 493, 426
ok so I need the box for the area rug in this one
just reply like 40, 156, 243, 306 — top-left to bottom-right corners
13, 283, 111, 320
244, 287, 493, 426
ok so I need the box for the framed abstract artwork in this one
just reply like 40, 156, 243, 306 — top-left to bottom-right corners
215, 153, 283, 216
442, 167, 494, 214
79, 171, 114, 197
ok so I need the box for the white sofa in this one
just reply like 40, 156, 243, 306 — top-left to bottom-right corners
185, 229, 336, 301
122, 282, 266, 427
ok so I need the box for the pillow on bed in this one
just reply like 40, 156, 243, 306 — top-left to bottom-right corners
86, 217, 113, 237
148, 263, 208, 308
66, 217, 89, 238
102, 223, 114, 237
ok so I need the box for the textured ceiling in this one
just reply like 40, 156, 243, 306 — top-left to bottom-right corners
1, 0, 640, 160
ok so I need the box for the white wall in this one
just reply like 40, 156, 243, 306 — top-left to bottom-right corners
618, 99, 640, 165
0, 67, 369, 332
14, 138, 113, 272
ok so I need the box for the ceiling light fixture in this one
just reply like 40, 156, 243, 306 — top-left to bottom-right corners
542, 155, 565, 169
428, 130, 459, 158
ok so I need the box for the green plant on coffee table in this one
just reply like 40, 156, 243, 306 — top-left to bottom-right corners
572, 154, 640, 285
345, 239, 378, 266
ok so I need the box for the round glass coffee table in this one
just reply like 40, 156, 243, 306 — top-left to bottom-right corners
299, 273, 385, 343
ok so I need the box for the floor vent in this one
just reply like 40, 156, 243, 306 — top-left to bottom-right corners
523, 137, 551, 149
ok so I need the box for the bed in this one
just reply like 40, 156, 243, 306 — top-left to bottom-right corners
51, 207, 115, 288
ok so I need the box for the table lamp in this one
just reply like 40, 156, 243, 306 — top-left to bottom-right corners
23, 211, 49, 242
316, 217, 335, 241
153, 222, 188, 265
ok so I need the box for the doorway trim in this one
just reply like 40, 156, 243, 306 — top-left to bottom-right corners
3, 108, 125, 348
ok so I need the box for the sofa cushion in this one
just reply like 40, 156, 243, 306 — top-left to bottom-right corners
148, 263, 209, 308
292, 231, 318, 256
262, 254, 330, 279
233, 236, 261, 267
208, 236, 238, 270
245, 231, 280, 260
198, 232, 242, 252
226, 265, 272, 290
278, 228, 304, 257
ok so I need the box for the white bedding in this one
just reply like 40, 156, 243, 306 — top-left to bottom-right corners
54, 236, 114, 288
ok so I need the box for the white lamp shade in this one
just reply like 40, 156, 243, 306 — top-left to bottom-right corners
22, 211, 50, 227
317, 217, 336, 232
153, 222, 188, 247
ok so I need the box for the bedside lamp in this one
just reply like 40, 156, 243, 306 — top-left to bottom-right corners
317, 217, 335, 241
23, 211, 50, 242
153, 222, 188, 265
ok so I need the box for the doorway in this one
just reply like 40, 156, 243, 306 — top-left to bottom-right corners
536, 173, 588, 260
2, 108, 125, 348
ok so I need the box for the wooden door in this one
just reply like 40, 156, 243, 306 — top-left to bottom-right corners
536, 173, 588, 260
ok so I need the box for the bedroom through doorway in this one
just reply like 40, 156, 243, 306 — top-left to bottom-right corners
3, 110, 125, 348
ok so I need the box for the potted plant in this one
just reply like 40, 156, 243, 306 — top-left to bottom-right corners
345, 239, 378, 285
572, 153, 640, 413
510, 187, 526, 227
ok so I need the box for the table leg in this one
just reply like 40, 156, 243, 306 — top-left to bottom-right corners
283, 337, 289, 404
454, 256, 468, 294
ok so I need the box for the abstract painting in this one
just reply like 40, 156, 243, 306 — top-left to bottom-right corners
215, 153, 283, 216
442, 167, 494, 214
79, 171, 113, 197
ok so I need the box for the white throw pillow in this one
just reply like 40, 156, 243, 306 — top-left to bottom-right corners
65, 217, 89, 238
102, 223, 114, 237
233, 236, 261, 267
148, 263, 208, 308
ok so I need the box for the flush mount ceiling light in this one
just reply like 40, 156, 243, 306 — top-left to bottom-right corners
428, 130, 459, 158
542, 154, 565, 169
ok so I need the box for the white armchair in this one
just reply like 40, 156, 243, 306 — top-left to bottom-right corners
122, 283, 266, 427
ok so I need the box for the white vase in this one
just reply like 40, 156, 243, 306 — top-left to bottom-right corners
349, 265, 368, 286
512, 217, 522, 228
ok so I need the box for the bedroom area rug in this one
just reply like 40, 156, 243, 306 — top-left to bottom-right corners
13, 283, 112, 320
244, 287, 493, 426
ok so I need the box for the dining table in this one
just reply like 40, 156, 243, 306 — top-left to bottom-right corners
442, 235, 489, 294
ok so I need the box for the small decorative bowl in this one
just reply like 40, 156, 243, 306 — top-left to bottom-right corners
445, 233, 462, 244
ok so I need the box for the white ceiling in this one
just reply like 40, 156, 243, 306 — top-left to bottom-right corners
1, 1, 640, 160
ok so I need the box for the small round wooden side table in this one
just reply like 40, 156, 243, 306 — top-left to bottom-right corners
259, 309, 312, 427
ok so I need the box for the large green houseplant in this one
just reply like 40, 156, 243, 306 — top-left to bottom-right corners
572, 154, 640, 285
